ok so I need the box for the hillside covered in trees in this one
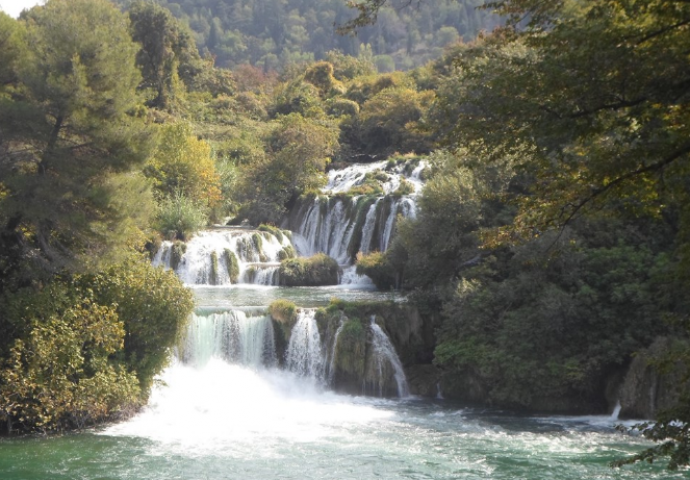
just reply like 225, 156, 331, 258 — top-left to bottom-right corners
0, 0, 688, 471
113, 0, 501, 71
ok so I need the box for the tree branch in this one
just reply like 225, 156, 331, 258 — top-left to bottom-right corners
558, 142, 690, 228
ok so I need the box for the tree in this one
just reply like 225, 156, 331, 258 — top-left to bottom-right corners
238, 113, 339, 224
128, 0, 203, 109
145, 123, 222, 209
426, 0, 690, 468
0, 0, 154, 289
432, 0, 690, 241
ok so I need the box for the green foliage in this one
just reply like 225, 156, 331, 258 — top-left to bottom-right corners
146, 123, 222, 209
326, 98, 360, 117
128, 0, 203, 109
304, 62, 344, 98
85, 255, 195, 393
345, 86, 434, 156
113, 0, 499, 71
0, 13, 24, 86
268, 299, 298, 326
356, 251, 397, 290
0, 0, 154, 281
279, 253, 341, 286
0, 298, 140, 433
156, 191, 208, 241
237, 113, 338, 224
0, 254, 192, 433
434, 224, 673, 411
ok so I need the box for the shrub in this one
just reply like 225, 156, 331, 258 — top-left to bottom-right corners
156, 192, 208, 240
269, 299, 298, 326
356, 251, 397, 290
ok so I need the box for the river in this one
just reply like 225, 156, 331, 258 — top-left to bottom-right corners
0, 285, 680, 480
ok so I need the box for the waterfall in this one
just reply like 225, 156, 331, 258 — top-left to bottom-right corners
285, 310, 325, 382
611, 400, 622, 420
181, 311, 277, 368
154, 229, 293, 286
291, 197, 356, 264
369, 316, 409, 398
281, 160, 426, 277
327, 319, 346, 384
359, 199, 380, 254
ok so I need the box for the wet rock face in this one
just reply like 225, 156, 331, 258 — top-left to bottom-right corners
618, 337, 686, 419
406, 364, 441, 397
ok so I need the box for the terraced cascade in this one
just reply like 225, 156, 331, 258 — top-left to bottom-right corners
282, 159, 425, 284
57, 158, 671, 480
153, 228, 293, 286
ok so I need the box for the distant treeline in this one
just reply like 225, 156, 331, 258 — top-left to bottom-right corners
113, 0, 500, 71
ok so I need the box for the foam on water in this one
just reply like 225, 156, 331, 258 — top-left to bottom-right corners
105, 359, 393, 456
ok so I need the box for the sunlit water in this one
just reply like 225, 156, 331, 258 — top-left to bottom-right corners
0, 286, 682, 479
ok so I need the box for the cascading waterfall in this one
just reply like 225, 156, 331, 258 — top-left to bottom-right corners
327, 319, 345, 384
285, 309, 326, 382
359, 199, 381, 254
282, 160, 426, 277
290, 196, 357, 264
154, 229, 293, 286
182, 311, 277, 368
153, 160, 426, 287
369, 316, 409, 398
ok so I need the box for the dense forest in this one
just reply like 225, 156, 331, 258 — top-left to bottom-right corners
0, 0, 688, 470
113, 0, 501, 71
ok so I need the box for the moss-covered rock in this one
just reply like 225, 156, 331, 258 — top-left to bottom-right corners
356, 251, 396, 290
258, 224, 285, 243
170, 240, 187, 271
222, 248, 240, 283
268, 299, 298, 326
279, 253, 341, 286
209, 251, 220, 285
393, 178, 415, 197
278, 245, 296, 261
334, 318, 368, 390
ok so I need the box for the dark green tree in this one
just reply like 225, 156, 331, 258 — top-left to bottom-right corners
0, 0, 155, 290
128, 0, 203, 109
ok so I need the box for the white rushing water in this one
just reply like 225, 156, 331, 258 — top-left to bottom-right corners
181, 311, 277, 368
282, 159, 426, 280
105, 360, 393, 455
285, 309, 326, 382
154, 229, 292, 286
153, 160, 426, 287
369, 316, 410, 398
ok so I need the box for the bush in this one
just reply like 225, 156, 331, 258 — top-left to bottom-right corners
0, 255, 193, 433
269, 299, 298, 326
86, 255, 195, 393
356, 251, 397, 290
156, 192, 208, 240
0, 294, 141, 433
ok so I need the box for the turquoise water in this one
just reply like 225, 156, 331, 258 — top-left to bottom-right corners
0, 286, 681, 479
0, 387, 679, 479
